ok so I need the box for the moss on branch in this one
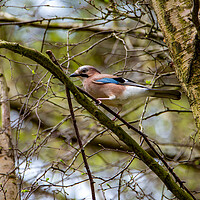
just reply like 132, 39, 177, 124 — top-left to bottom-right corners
0, 40, 194, 200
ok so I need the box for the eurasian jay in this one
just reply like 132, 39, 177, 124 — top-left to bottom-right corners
70, 65, 181, 108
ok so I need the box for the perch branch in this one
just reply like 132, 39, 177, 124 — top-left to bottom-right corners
0, 40, 195, 200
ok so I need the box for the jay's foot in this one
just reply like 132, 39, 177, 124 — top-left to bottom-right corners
95, 98, 102, 106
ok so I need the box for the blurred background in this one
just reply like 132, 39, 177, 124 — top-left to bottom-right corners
0, 0, 199, 199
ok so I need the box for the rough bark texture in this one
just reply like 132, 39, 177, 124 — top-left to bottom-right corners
0, 65, 18, 200
151, 0, 200, 130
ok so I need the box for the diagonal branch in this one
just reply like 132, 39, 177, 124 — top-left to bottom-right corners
0, 40, 195, 200
46, 50, 96, 200
65, 88, 96, 200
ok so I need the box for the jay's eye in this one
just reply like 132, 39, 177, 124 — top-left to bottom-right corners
82, 69, 87, 73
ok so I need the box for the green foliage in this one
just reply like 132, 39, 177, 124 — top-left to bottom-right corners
21, 189, 29, 193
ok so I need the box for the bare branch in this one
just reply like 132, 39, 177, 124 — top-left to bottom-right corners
46, 50, 96, 200
0, 40, 194, 200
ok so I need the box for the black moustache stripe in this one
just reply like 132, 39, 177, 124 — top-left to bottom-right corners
80, 74, 89, 78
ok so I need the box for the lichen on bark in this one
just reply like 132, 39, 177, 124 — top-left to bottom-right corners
151, 0, 200, 130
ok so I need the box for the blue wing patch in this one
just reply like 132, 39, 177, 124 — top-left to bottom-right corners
95, 77, 148, 88
95, 78, 121, 84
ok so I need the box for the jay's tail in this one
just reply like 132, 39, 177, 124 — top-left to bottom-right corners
149, 89, 181, 100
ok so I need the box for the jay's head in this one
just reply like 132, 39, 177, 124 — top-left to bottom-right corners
70, 65, 101, 79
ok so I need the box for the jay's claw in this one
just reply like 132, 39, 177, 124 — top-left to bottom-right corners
95, 99, 102, 106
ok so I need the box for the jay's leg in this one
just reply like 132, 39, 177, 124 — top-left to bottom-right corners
112, 105, 122, 121
96, 95, 116, 105
96, 95, 122, 121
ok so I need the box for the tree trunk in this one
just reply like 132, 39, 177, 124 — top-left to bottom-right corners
151, 0, 200, 130
0, 64, 18, 200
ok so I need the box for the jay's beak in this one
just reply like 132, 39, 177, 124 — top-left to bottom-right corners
70, 72, 80, 77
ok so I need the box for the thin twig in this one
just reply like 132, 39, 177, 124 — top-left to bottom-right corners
46, 50, 96, 200
41, 20, 51, 53
75, 86, 196, 200
65, 88, 96, 200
